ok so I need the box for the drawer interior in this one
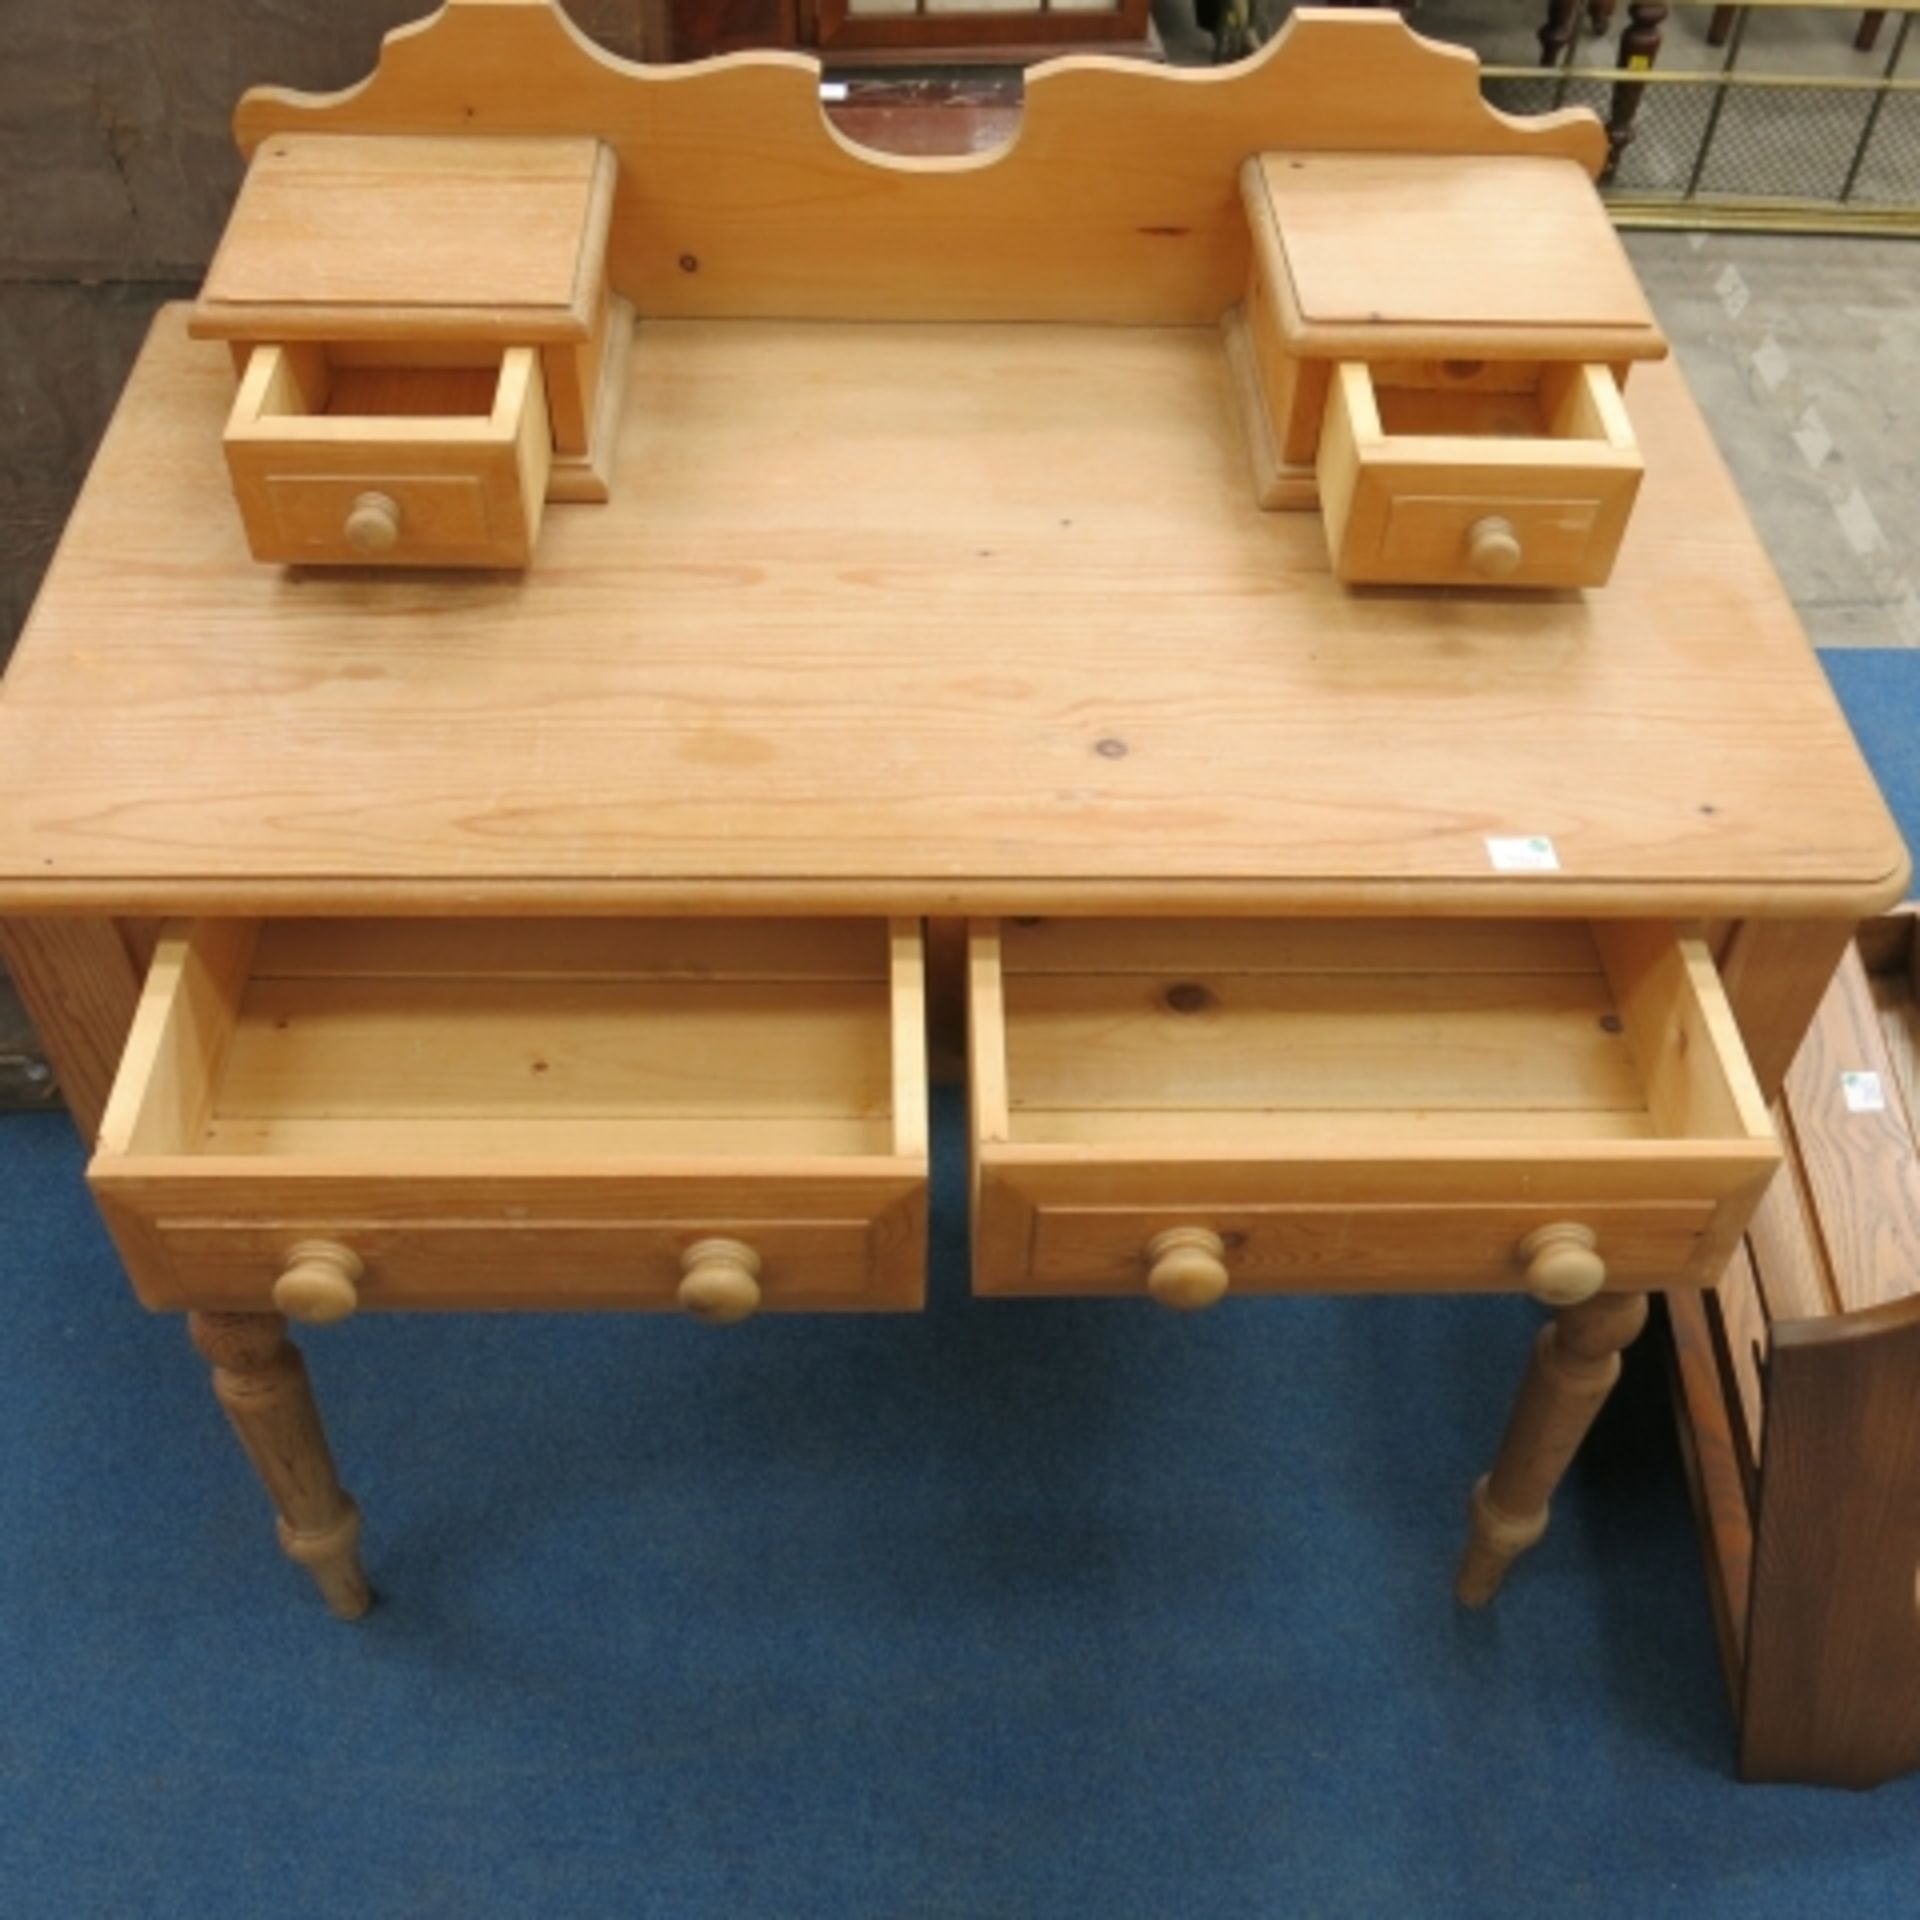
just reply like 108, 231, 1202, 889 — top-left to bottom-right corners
233, 342, 531, 436
108, 918, 924, 1164
1373, 382, 1552, 443
1339, 359, 1633, 456
299, 363, 500, 421
980, 918, 1767, 1153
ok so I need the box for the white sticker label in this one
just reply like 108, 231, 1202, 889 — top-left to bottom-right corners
1841, 1070, 1887, 1114
1485, 835, 1560, 874
819, 80, 850, 100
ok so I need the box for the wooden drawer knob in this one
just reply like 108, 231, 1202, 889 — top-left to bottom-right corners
344, 491, 402, 555
273, 1240, 364, 1324
678, 1238, 762, 1325
1466, 515, 1523, 580
1146, 1226, 1230, 1311
1519, 1223, 1606, 1307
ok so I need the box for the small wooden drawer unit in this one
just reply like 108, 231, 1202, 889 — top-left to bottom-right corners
969, 918, 1778, 1306
1233, 151, 1667, 589
190, 132, 634, 568
90, 919, 929, 1322
223, 344, 553, 568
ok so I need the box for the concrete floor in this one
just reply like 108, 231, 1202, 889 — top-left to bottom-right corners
1627, 228, 1920, 648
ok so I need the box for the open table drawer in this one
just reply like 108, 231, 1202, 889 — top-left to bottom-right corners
91, 918, 928, 1321
969, 918, 1777, 1307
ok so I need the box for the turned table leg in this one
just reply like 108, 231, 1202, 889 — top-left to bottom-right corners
189, 1311, 371, 1619
1456, 1290, 1649, 1606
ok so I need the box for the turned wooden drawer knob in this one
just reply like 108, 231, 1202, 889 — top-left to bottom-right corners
273, 1240, 364, 1324
1519, 1223, 1606, 1307
1466, 515, 1523, 580
678, 1238, 762, 1325
1146, 1226, 1230, 1311
344, 490, 402, 555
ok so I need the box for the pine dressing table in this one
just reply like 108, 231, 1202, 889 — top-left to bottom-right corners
0, 3, 1905, 1634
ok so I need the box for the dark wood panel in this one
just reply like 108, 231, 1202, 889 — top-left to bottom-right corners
0, 0, 661, 279
669, 0, 798, 57
1664, 1289, 1751, 1710
1742, 1296, 1920, 1787
815, 0, 1152, 57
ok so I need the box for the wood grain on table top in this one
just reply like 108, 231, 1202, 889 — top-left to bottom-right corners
0, 305, 1903, 917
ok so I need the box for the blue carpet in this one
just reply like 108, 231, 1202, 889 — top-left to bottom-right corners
4, 655, 1920, 1918
1823, 651, 1920, 843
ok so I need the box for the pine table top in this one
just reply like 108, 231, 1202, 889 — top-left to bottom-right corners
0, 306, 1902, 918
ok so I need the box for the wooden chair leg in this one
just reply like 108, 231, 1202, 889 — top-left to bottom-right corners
1455, 1292, 1649, 1606
1604, 1, 1669, 178
1539, 0, 1583, 63
189, 1311, 372, 1620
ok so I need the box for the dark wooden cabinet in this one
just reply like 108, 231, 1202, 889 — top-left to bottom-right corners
670, 0, 798, 56
672, 0, 1156, 63
1672, 909, 1920, 1789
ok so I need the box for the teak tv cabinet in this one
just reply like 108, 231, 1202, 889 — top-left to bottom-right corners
0, 2, 1907, 1777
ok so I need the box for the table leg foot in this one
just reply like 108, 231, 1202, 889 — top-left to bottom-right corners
1455, 1292, 1648, 1606
189, 1310, 372, 1620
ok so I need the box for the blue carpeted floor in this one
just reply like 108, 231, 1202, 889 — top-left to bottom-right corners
3, 651, 1919, 1918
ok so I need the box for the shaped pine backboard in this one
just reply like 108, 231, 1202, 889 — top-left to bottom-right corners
227, 0, 1607, 328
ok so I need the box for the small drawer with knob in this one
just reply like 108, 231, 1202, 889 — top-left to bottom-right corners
967, 918, 1778, 1306
191, 132, 633, 568
89, 916, 929, 1319
220, 343, 553, 568
1315, 360, 1643, 590
1231, 151, 1664, 589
